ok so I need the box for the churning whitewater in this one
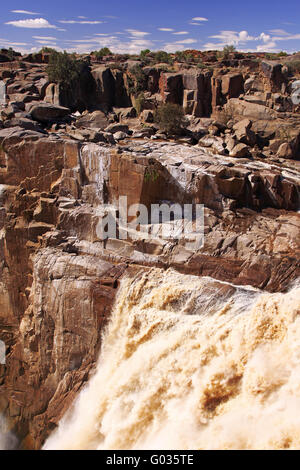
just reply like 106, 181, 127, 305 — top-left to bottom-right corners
44, 269, 300, 450
0, 415, 17, 450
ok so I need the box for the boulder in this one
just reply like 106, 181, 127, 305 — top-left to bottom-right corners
198, 135, 226, 154
140, 109, 154, 123
244, 77, 264, 93
105, 123, 129, 134
277, 142, 294, 159
243, 92, 270, 106
118, 107, 137, 120
224, 135, 237, 152
132, 127, 156, 138
71, 128, 105, 143
229, 142, 250, 158
114, 131, 128, 141
30, 103, 70, 123
4, 117, 44, 132
34, 78, 49, 98
75, 110, 109, 130
101, 132, 116, 144
186, 117, 213, 140
224, 98, 276, 120
0, 126, 45, 145
232, 119, 256, 146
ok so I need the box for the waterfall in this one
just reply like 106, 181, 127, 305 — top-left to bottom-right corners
44, 268, 300, 450
0, 415, 17, 450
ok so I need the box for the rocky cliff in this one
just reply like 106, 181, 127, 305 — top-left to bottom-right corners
0, 53, 299, 448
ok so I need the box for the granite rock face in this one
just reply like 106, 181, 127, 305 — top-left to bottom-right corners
0, 55, 299, 449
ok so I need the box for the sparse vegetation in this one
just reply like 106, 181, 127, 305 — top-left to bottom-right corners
140, 49, 151, 58
144, 168, 159, 183
128, 65, 147, 96
135, 92, 146, 115
154, 103, 187, 135
221, 45, 237, 59
39, 47, 57, 54
46, 51, 88, 90
174, 50, 199, 64
153, 50, 174, 65
91, 47, 112, 59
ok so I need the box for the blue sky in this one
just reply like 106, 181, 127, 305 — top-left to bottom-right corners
1, 0, 300, 54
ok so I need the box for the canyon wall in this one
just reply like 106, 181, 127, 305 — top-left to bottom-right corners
0, 54, 299, 448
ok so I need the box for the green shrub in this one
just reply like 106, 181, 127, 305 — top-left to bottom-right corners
92, 47, 112, 59
135, 92, 146, 114
278, 51, 288, 57
221, 45, 237, 59
265, 52, 279, 60
153, 50, 174, 65
6, 47, 15, 61
46, 51, 87, 90
128, 65, 147, 96
39, 47, 57, 54
144, 168, 159, 182
140, 49, 151, 58
154, 103, 187, 135
174, 51, 195, 64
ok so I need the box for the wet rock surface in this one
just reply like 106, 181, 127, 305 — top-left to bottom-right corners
0, 54, 299, 448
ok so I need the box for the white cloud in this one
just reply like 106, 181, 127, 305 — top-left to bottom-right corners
256, 41, 278, 52
209, 30, 256, 45
11, 10, 39, 15
0, 38, 28, 46
269, 30, 300, 41
269, 29, 290, 36
163, 43, 185, 52
163, 38, 197, 52
192, 17, 208, 21
35, 40, 57, 45
204, 27, 300, 52
0, 38, 32, 54
260, 33, 271, 43
125, 29, 150, 37
59, 20, 104, 24
5, 18, 58, 29
65, 35, 154, 54
173, 31, 189, 35
65, 39, 102, 43
33, 36, 57, 40
175, 38, 197, 44
203, 42, 224, 50
158, 28, 174, 32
